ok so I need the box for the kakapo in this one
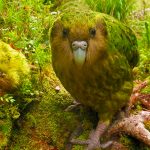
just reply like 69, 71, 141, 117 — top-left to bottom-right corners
50, 0, 139, 149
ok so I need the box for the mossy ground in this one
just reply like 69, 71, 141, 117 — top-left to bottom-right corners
0, 104, 12, 149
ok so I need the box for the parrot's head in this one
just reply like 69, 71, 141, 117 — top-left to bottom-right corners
50, 13, 108, 68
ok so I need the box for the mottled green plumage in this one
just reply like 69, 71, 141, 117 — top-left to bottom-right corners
50, 0, 138, 121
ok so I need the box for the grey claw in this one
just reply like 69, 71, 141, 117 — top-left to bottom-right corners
101, 141, 114, 149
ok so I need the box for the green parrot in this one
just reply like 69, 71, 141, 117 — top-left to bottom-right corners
50, 0, 139, 149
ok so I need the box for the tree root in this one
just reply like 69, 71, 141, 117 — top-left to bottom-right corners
108, 111, 150, 146
126, 80, 150, 114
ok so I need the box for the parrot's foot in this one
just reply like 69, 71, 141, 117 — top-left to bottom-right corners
108, 111, 150, 146
65, 100, 82, 112
70, 121, 114, 150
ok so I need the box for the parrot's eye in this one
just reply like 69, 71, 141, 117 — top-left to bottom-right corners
89, 28, 96, 37
62, 28, 69, 37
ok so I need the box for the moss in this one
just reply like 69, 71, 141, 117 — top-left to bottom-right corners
0, 104, 13, 149
120, 134, 150, 150
0, 41, 30, 88
7, 66, 72, 149
144, 121, 150, 131
120, 134, 136, 150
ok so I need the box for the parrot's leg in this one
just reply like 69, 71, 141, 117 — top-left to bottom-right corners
70, 121, 114, 150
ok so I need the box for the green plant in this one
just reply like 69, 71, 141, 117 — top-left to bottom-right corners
0, 94, 15, 103
145, 21, 150, 48
85, 0, 135, 20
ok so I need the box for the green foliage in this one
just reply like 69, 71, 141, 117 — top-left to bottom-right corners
0, 0, 52, 61
0, 94, 15, 103
85, 0, 135, 20
0, 102, 13, 148
0, 0, 4, 12
0, 94, 21, 120
120, 134, 150, 150
130, 18, 150, 79
145, 21, 150, 48
145, 121, 150, 131
33, 44, 51, 68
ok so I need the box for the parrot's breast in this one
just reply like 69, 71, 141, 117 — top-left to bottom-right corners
53, 52, 133, 120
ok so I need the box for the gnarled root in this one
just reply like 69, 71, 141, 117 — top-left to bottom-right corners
108, 111, 150, 146
127, 80, 150, 111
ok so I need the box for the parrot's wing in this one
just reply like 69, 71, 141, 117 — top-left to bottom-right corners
103, 15, 139, 68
